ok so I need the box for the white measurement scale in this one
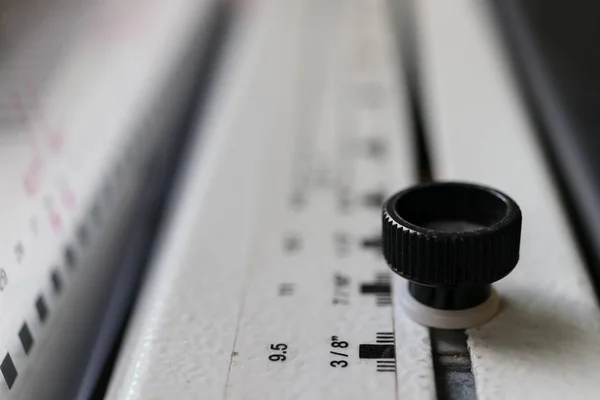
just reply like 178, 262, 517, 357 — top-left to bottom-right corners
105, 0, 600, 399
107, 0, 432, 398
0, 0, 219, 398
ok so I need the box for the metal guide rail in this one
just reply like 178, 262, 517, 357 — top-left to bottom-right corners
107, 0, 434, 398
108, 0, 600, 399
0, 0, 218, 398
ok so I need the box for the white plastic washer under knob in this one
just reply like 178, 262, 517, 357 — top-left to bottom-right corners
398, 281, 501, 329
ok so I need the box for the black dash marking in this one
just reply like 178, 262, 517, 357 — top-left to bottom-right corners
361, 236, 382, 250
290, 193, 306, 210
51, 269, 62, 294
14, 242, 24, 264
35, 295, 48, 323
278, 283, 294, 296
359, 344, 395, 359
360, 274, 392, 306
283, 234, 301, 253
64, 246, 77, 270
361, 283, 391, 294
1, 354, 17, 389
362, 191, 386, 209
18, 323, 34, 354
365, 137, 387, 159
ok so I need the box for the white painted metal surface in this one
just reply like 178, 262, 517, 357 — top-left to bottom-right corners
0, 0, 217, 398
106, 0, 435, 399
416, 0, 600, 398
10, 0, 597, 397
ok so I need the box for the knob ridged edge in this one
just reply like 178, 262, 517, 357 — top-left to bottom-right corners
382, 183, 522, 286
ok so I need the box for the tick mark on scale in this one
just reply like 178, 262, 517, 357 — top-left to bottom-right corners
361, 236, 382, 249
64, 246, 77, 270
278, 283, 294, 296
51, 269, 62, 294
362, 191, 386, 209
283, 234, 301, 253
365, 137, 386, 159
35, 295, 48, 323
1, 353, 17, 389
14, 242, 24, 263
361, 235, 383, 257
360, 273, 392, 307
18, 323, 34, 355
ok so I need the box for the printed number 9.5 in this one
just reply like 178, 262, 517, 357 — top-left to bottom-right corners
269, 343, 288, 362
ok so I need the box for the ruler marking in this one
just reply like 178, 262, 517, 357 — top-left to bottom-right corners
50, 269, 63, 294
223, 0, 402, 397
361, 283, 390, 294
35, 294, 49, 323
1, 354, 17, 390
18, 322, 34, 355
360, 236, 382, 250
361, 274, 392, 308
362, 191, 385, 208
358, 344, 395, 359
0, 0, 221, 397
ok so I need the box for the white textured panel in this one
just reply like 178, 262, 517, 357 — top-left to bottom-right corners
417, 0, 600, 399
107, 0, 434, 398
105, 2, 290, 399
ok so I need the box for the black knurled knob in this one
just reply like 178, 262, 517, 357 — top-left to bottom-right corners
382, 181, 522, 311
